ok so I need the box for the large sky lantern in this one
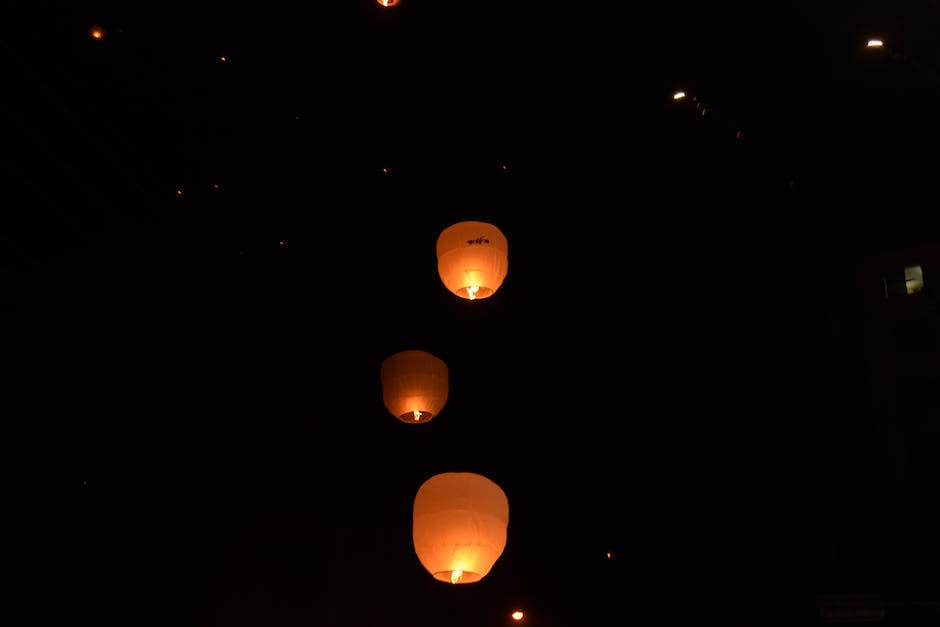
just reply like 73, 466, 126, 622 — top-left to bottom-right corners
436, 221, 509, 301
412, 472, 509, 584
380, 349, 449, 424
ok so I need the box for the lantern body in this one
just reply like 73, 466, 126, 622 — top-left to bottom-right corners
436, 221, 508, 301
412, 472, 509, 584
381, 350, 449, 424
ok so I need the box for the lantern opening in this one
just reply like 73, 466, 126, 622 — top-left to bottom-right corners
403, 410, 430, 422
431, 569, 484, 584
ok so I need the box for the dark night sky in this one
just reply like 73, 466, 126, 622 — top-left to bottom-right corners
3, 2, 939, 626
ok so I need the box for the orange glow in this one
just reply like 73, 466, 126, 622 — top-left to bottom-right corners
673, 91, 686, 100
413, 472, 509, 584
867, 38, 884, 48
377, 0, 401, 6
88, 25, 106, 40
380, 350, 449, 425
606, 552, 612, 558
511, 610, 525, 621
436, 221, 509, 301
219, 55, 227, 62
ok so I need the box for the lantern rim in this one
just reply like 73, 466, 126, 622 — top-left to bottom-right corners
432, 569, 484, 584
397, 411, 434, 424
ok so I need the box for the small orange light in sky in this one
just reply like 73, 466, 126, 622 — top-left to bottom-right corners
673, 91, 686, 100
511, 610, 524, 621
377, 0, 401, 6
219, 55, 228, 62
867, 39, 884, 48
88, 26, 106, 40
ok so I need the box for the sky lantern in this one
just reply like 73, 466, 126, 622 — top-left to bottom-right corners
377, 0, 400, 7
436, 221, 509, 301
412, 472, 509, 584
380, 349, 449, 424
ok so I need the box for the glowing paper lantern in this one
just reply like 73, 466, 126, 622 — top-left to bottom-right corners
436, 221, 508, 301
377, 0, 400, 6
412, 472, 509, 584
380, 349, 449, 424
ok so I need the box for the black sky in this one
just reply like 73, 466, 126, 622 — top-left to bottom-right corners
4, 2, 939, 626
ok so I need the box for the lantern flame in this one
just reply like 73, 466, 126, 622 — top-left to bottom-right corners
450, 569, 464, 584
413, 410, 422, 421
467, 285, 479, 300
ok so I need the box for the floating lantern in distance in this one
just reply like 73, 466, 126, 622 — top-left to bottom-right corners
436, 221, 508, 301
381, 350, 448, 424
413, 472, 509, 584
377, 0, 400, 7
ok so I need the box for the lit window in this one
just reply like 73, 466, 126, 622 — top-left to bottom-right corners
884, 264, 926, 298
904, 265, 924, 294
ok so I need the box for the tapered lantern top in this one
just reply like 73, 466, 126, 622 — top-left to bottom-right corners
436, 221, 509, 301
380, 349, 449, 424
412, 472, 509, 584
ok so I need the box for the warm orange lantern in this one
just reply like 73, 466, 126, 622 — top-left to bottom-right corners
412, 472, 509, 584
436, 221, 508, 301
377, 0, 400, 6
380, 349, 449, 424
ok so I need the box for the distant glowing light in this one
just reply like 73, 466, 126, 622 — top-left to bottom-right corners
673, 91, 686, 100
279, 240, 287, 247
377, 0, 401, 6
175, 188, 183, 196
511, 610, 525, 621
88, 26, 106, 40
867, 39, 884, 48
219, 55, 228, 62
606, 552, 612, 559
